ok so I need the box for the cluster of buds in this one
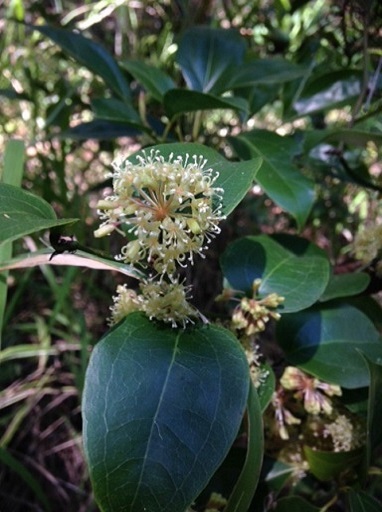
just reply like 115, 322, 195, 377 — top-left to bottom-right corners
231, 279, 284, 336
95, 149, 225, 327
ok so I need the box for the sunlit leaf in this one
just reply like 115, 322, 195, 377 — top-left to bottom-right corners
229, 130, 315, 229
33, 24, 131, 100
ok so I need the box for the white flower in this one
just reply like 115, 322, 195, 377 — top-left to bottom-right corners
95, 149, 225, 279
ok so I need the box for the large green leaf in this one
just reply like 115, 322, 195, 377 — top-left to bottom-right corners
227, 58, 308, 88
121, 60, 175, 102
127, 143, 262, 217
229, 130, 315, 229
82, 313, 250, 512
33, 25, 131, 100
0, 183, 77, 246
221, 234, 330, 313
176, 27, 246, 94
277, 303, 382, 388
164, 89, 248, 118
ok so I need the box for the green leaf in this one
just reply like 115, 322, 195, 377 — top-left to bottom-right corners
32, 25, 131, 100
224, 384, 263, 512
164, 89, 249, 118
347, 489, 382, 512
304, 445, 363, 481
82, 313, 250, 512
91, 98, 142, 125
320, 272, 370, 302
277, 303, 382, 388
59, 120, 141, 140
0, 183, 78, 246
273, 496, 320, 512
229, 130, 315, 229
221, 234, 330, 313
294, 70, 361, 117
227, 58, 308, 88
361, 355, 382, 470
304, 128, 382, 152
176, 27, 246, 94
121, 60, 175, 101
127, 143, 262, 217
1, 140, 25, 345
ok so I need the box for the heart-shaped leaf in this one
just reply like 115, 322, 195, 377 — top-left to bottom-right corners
0, 183, 77, 246
221, 234, 330, 313
277, 303, 382, 388
127, 143, 261, 217
82, 313, 251, 512
229, 130, 315, 229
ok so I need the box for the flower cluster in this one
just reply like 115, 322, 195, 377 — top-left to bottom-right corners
95, 149, 226, 327
231, 279, 284, 336
352, 223, 382, 275
323, 414, 365, 452
280, 366, 342, 415
109, 280, 199, 328
95, 150, 224, 278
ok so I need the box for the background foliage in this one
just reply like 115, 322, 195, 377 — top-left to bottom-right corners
1, 0, 382, 511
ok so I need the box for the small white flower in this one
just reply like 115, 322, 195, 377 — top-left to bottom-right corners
95, 149, 225, 279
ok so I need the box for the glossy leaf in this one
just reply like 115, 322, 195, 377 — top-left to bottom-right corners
127, 143, 262, 217
347, 489, 382, 512
0, 183, 78, 246
229, 130, 315, 229
164, 89, 248, 118
277, 303, 382, 388
82, 313, 250, 512
362, 355, 382, 470
304, 445, 363, 481
320, 272, 370, 302
294, 70, 361, 116
121, 60, 175, 101
176, 27, 246, 94
227, 58, 308, 88
33, 25, 131, 100
224, 384, 263, 512
221, 234, 330, 313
